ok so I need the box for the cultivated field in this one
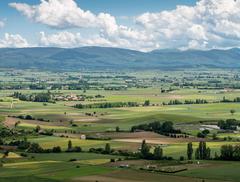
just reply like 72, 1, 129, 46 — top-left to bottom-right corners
0, 69, 240, 181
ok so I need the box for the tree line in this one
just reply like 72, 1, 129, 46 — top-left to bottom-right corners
218, 119, 240, 130
131, 121, 182, 135
13, 92, 52, 103
74, 102, 139, 109
221, 96, 240, 103
163, 99, 208, 106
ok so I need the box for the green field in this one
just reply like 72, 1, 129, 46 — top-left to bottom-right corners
1, 69, 240, 181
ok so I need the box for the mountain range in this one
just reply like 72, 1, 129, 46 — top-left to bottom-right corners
0, 47, 239, 70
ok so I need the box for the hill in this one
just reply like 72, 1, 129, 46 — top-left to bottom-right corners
0, 47, 239, 70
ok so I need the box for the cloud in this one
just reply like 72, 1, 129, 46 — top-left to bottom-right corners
39, 31, 140, 48
9, 0, 96, 29
0, 33, 29, 48
9, 0, 125, 35
39, 31, 157, 51
9, 0, 240, 50
9, 0, 153, 51
136, 0, 240, 50
39, 31, 112, 47
0, 21, 5, 28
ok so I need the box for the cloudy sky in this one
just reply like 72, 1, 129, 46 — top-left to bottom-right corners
0, 0, 240, 51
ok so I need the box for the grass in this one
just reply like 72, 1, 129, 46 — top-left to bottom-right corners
18, 123, 69, 130
28, 152, 122, 162
28, 136, 124, 150
76, 168, 227, 182
0, 161, 113, 181
75, 159, 110, 165
178, 161, 240, 182
0, 176, 59, 182
29, 136, 106, 150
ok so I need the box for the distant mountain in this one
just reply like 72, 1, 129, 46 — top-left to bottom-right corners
0, 47, 239, 70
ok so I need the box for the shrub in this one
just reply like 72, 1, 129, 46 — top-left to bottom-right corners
52, 146, 62, 153
179, 156, 185, 161
20, 153, 28, 157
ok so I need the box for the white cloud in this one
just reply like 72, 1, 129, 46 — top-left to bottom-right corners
9, 0, 240, 50
39, 31, 122, 48
0, 33, 29, 48
9, 0, 152, 51
0, 21, 5, 28
39, 31, 159, 51
10, 0, 96, 29
136, 0, 240, 50
40, 31, 82, 47
9, 0, 122, 34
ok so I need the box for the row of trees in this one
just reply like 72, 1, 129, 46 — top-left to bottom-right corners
74, 102, 139, 109
88, 140, 166, 160
15, 115, 50, 123
187, 142, 240, 161
131, 121, 182, 135
13, 92, 52, 103
26, 140, 82, 153
218, 119, 240, 130
219, 145, 240, 161
221, 96, 240, 103
4, 139, 82, 154
140, 140, 164, 160
3, 137, 240, 162
187, 142, 211, 160
163, 99, 208, 106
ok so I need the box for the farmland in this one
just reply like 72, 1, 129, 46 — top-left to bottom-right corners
0, 69, 240, 181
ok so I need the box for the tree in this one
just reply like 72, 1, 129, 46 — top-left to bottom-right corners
0, 138, 4, 145
218, 119, 239, 130
14, 121, 21, 128
199, 141, 207, 159
195, 148, 200, 160
68, 140, 72, 151
104, 143, 111, 154
187, 142, 193, 160
212, 133, 218, 140
27, 143, 43, 153
140, 140, 150, 159
153, 146, 163, 160
197, 130, 210, 138
52, 146, 61, 153
25, 115, 33, 120
116, 126, 120, 132
202, 129, 210, 136
195, 142, 210, 160
35, 125, 41, 133
233, 145, 240, 160
18, 137, 31, 150
221, 145, 234, 160
74, 146, 82, 152
230, 109, 236, 115
206, 147, 211, 160
144, 100, 150, 106
197, 132, 206, 138
161, 121, 174, 133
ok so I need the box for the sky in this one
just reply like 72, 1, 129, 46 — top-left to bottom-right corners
0, 0, 240, 51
